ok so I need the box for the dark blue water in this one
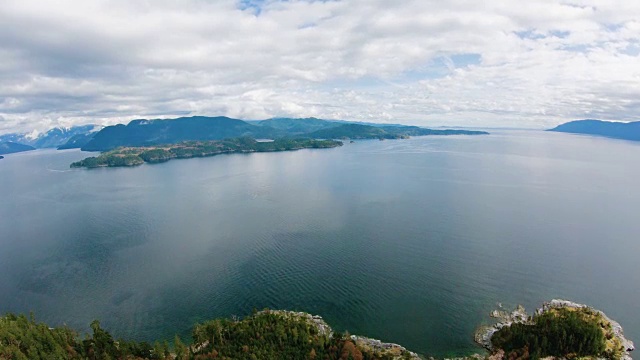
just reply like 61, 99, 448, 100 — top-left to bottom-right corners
0, 130, 638, 357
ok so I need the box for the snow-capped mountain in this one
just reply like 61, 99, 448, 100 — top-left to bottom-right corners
0, 125, 103, 149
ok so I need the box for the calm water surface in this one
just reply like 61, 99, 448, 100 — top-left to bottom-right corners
0, 131, 639, 357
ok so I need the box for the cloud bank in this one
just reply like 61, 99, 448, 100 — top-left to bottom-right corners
0, 0, 639, 133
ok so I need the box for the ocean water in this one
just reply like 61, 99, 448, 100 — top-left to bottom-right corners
0, 130, 638, 357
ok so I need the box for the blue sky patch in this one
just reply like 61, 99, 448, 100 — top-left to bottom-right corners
560, 44, 590, 52
449, 53, 481, 67
237, 0, 268, 15
515, 30, 546, 40
550, 30, 570, 38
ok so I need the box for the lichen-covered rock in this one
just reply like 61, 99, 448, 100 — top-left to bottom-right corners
350, 335, 422, 360
475, 304, 529, 351
265, 310, 333, 337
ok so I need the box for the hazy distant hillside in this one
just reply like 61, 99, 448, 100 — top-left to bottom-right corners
382, 125, 490, 137
549, 120, 640, 141
58, 133, 98, 150
82, 116, 284, 151
308, 123, 391, 139
254, 117, 341, 133
0, 142, 36, 155
0, 125, 100, 149
308, 123, 490, 139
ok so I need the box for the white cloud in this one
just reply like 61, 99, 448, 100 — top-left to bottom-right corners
0, 0, 639, 133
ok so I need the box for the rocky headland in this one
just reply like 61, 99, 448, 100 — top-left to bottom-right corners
262, 310, 422, 360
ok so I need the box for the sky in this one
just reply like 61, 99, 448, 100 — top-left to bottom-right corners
0, 0, 639, 134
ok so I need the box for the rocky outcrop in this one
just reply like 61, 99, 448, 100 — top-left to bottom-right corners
474, 304, 529, 351
266, 310, 333, 337
350, 335, 422, 360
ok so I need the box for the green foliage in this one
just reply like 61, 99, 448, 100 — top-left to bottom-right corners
0, 312, 404, 360
491, 308, 607, 359
0, 313, 79, 360
190, 311, 397, 360
139, 149, 172, 163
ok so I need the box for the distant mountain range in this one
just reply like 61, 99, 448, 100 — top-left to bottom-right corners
81, 116, 280, 151
548, 120, 640, 141
251, 117, 342, 133
0, 142, 36, 155
80, 116, 489, 151
0, 117, 490, 154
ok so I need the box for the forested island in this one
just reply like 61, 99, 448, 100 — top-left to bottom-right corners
71, 137, 342, 168
475, 300, 634, 360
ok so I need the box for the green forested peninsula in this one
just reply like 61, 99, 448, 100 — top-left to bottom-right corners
70, 138, 342, 169
0, 311, 418, 360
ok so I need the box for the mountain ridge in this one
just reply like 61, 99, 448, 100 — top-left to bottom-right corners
0, 142, 36, 155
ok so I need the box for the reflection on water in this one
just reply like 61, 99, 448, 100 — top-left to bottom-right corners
0, 131, 639, 357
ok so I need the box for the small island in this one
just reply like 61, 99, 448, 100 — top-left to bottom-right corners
476, 299, 634, 360
71, 137, 342, 169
